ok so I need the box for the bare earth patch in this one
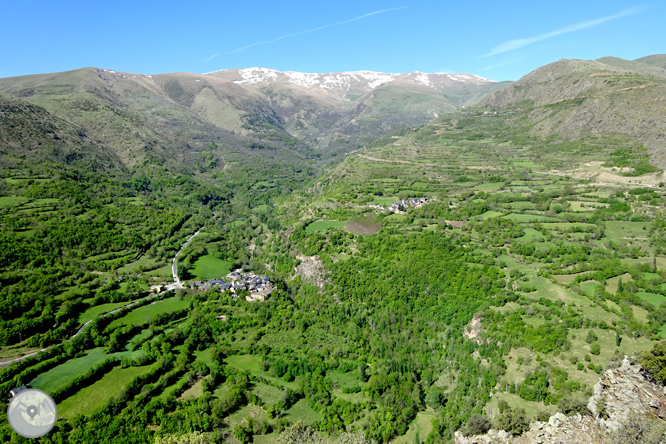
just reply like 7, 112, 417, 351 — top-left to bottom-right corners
295, 254, 325, 288
546, 165, 665, 187
346, 219, 382, 235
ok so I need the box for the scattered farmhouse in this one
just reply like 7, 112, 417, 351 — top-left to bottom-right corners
10, 386, 28, 398
373, 197, 430, 213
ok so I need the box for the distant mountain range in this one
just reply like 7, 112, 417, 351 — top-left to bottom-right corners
1, 55, 665, 171
0, 67, 507, 170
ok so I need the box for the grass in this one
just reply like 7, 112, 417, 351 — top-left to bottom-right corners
78, 301, 131, 324
107, 297, 189, 329
519, 228, 547, 241
636, 292, 666, 307
632, 305, 649, 324
579, 281, 601, 296
305, 220, 348, 233
194, 348, 213, 366
145, 263, 172, 278
605, 273, 633, 294
370, 196, 398, 205
284, 399, 320, 424
225, 354, 263, 376
57, 363, 157, 418
605, 221, 649, 243
250, 383, 284, 404
0, 196, 28, 206
473, 182, 503, 191
225, 403, 268, 427
502, 213, 555, 222
188, 255, 232, 280
552, 272, 589, 285
179, 378, 204, 400
328, 371, 361, 389
29, 348, 112, 393
391, 409, 436, 444
504, 201, 536, 210
479, 210, 504, 219
159, 374, 189, 401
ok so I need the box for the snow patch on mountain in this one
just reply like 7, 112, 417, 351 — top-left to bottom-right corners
236, 67, 279, 85
203, 68, 495, 91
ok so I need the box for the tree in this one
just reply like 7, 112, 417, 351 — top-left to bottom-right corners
640, 341, 666, 384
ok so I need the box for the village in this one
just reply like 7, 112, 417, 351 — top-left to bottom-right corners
188, 271, 275, 302
151, 271, 275, 302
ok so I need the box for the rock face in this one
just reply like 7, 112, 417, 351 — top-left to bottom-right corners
455, 358, 666, 444
588, 357, 666, 432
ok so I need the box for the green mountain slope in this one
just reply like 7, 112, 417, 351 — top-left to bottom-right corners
484, 57, 666, 168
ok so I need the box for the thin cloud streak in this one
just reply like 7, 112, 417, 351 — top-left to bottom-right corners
479, 60, 519, 72
481, 6, 645, 58
204, 7, 407, 61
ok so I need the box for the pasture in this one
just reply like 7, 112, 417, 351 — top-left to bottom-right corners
305, 220, 348, 233
189, 255, 232, 279
56, 363, 157, 418
108, 297, 189, 329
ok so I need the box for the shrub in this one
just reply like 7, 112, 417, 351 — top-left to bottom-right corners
463, 414, 492, 436
495, 407, 529, 436
558, 396, 589, 416
640, 341, 666, 385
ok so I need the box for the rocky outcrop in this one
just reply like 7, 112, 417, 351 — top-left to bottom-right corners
455, 414, 605, 444
588, 357, 666, 432
455, 358, 666, 444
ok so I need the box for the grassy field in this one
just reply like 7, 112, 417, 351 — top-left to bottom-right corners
370, 196, 398, 205
473, 182, 503, 191
108, 297, 189, 329
78, 301, 131, 324
0, 196, 28, 206
57, 363, 156, 418
250, 383, 284, 405
194, 348, 213, 366
305, 220, 348, 233
579, 281, 601, 296
225, 354, 263, 376
605, 273, 633, 294
391, 409, 436, 444
179, 378, 204, 401
188, 255, 232, 280
284, 399, 320, 424
503, 213, 555, 222
479, 210, 504, 219
29, 348, 112, 393
636, 292, 666, 306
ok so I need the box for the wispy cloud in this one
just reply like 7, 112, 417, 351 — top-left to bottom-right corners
479, 60, 519, 72
204, 7, 407, 61
481, 7, 645, 58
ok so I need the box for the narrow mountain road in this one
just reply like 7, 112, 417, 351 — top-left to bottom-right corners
0, 222, 209, 368
356, 154, 498, 170
172, 228, 202, 285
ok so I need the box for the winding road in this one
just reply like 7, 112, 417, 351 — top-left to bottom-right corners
0, 224, 205, 368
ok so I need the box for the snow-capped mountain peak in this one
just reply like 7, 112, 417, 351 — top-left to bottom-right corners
203, 68, 495, 96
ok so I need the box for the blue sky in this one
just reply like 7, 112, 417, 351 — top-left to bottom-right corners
1, 1, 663, 81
